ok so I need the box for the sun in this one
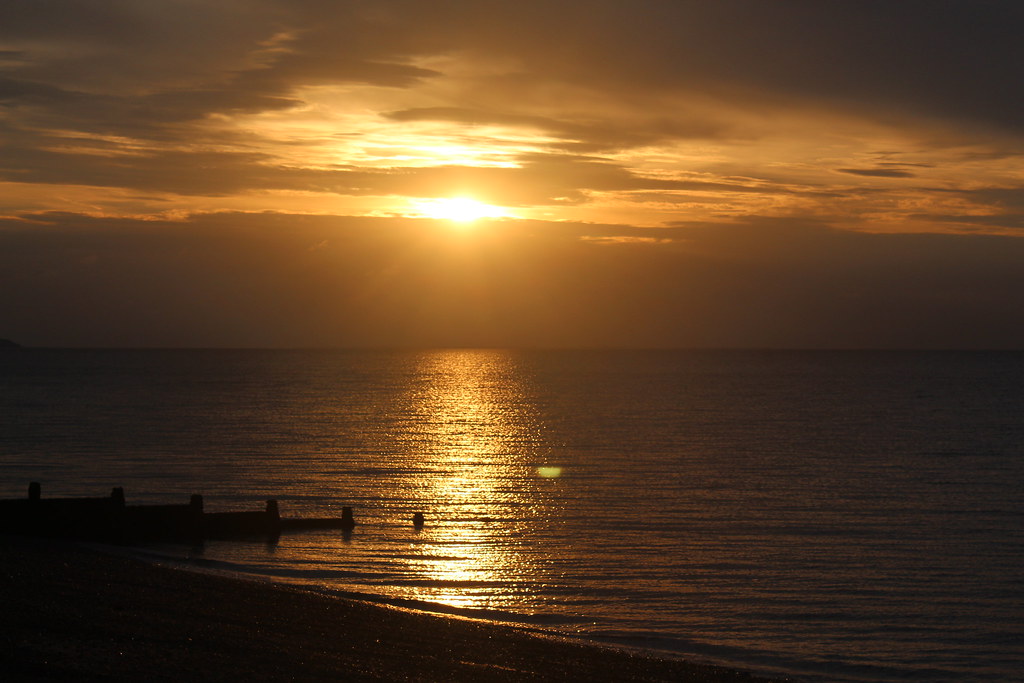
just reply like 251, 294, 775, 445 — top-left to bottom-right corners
415, 197, 510, 223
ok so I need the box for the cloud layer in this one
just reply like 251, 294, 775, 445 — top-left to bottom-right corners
2, 1, 1023, 347
3, 212, 1023, 348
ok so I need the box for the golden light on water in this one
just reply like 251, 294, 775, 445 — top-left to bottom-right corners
402, 350, 545, 610
537, 466, 562, 478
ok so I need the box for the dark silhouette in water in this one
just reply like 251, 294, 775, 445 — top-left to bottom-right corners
1, 483, 354, 543
412, 512, 425, 529
340, 506, 356, 531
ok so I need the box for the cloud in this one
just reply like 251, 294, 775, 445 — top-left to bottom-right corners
915, 214, 1024, 230
908, 187, 1024, 230
382, 105, 733, 152
6, 2, 1022, 144
312, 1, 1024, 137
0, 1, 441, 144
1, 1, 1023, 351
837, 168, 917, 178
959, 187, 1024, 211
2, 211, 1022, 349
0, 133, 782, 205
1, 1, 1021, 221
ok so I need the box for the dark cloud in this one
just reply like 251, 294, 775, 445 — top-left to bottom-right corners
959, 187, 1024, 211
326, 1, 1024, 135
0, 75, 76, 102
466, 0, 1024, 133
0, 137, 773, 202
4, 1, 1022, 148
2, 211, 1022, 349
915, 213, 1024, 231
382, 106, 732, 152
837, 168, 916, 178
0, 143, 282, 196
0, 1, 438, 143
910, 187, 1024, 230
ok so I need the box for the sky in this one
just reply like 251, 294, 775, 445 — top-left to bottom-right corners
2, 0, 1023, 349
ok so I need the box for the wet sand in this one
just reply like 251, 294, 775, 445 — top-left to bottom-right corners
0, 536, 785, 682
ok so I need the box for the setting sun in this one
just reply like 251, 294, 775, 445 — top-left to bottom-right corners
415, 197, 510, 223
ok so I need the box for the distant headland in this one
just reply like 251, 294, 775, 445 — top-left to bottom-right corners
0, 339, 23, 349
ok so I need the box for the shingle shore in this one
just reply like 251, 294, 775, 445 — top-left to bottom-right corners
0, 536, 786, 682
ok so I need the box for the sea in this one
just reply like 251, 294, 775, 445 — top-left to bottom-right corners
1, 348, 1022, 682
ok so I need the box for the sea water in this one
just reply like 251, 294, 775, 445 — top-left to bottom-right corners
1, 349, 1022, 682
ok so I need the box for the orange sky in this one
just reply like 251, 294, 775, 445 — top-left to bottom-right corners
2, 1, 1023, 348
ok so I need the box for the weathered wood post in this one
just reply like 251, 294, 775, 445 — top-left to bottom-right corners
106, 487, 127, 541
265, 499, 281, 537
24, 481, 42, 534
341, 506, 355, 531
189, 494, 205, 542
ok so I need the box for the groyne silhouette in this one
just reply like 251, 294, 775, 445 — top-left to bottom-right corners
0, 483, 355, 543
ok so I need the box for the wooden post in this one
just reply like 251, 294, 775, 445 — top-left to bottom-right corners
341, 506, 355, 530
266, 499, 281, 537
189, 494, 205, 542
110, 487, 125, 507
28, 482, 40, 501
412, 512, 425, 528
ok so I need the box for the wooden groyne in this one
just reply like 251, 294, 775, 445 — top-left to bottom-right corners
0, 483, 355, 543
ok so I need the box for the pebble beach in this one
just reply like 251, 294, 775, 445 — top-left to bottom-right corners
1, 536, 784, 682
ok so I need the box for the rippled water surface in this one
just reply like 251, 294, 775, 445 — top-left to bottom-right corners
2, 349, 1023, 682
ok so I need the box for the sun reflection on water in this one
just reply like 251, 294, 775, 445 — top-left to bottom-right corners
398, 350, 551, 611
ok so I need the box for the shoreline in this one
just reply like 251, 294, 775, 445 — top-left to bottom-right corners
1, 535, 787, 682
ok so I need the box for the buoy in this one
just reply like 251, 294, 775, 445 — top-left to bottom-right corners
412, 512, 425, 528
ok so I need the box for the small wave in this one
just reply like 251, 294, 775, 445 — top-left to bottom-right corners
126, 548, 590, 630
133, 550, 373, 583
308, 587, 593, 627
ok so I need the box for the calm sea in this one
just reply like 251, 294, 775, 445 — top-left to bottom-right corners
2, 349, 1022, 682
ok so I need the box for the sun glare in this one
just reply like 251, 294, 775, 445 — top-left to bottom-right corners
415, 197, 510, 223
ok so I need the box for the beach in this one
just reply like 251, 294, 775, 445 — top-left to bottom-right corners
0, 536, 782, 682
